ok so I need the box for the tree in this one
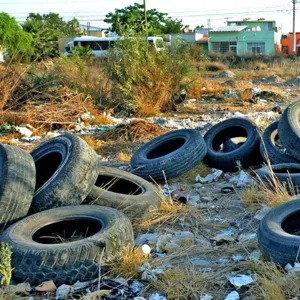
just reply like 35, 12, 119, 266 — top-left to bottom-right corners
23, 13, 80, 58
104, 3, 184, 35
0, 12, 34, 60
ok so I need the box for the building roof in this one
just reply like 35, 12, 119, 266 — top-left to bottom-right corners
228, 20, 276, 23
210, 26, 247, 32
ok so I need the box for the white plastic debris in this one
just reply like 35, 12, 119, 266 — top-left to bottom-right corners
285, 262, 300, 274
149, 293, 167, 300
141, 244, 151, 255
200, 294, 213, 300
212, 229, 236, 243
224, 291, 240, 300
228, 274, 255, 289
131, 280, 144, 294
254, 206, 271, 220
232, 255, 246, 262
238, 233, 257, 243
16, 126, 33, 137
134, 297, 146, 300
228, 171, 254, 188
56, 284, 71, 299
196, 169, 223, 184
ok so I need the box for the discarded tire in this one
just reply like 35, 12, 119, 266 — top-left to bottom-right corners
204, 118, 262, 171
30, 134, 99, 213
131, 129, 207, 182
0, 145, 36, 230
85, 165, 161, 218
1, 205, 134, 285
257, 163, 300, 191
260, 121, 299, 164
278, 101, 300, 160
258, 199, 300, 266
223, 137, 246, 153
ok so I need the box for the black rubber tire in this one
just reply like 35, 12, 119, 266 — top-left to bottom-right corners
260, 121, 299, 164
0, 145, 36, 230
85, 165, 161, 219
1, 205, 134, 285
130, 129, 207, 182
204, 118, 262, 171
278, 101, 300, 160
223, 137, 246, 152
30, 134, 99, 213
258, 199, 300, 266
256, 163, 300, 191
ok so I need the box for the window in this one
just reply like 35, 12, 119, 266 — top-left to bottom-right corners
247, 42, 265, 54
262, 22, 273, 31
109, 40, 116, 48
80, 41, 93, 48
211, 41, 237, 54
93, 41, 109, 50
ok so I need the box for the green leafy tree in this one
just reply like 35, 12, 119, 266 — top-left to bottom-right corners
0, 12, 34, 61
23, 13, 80, 58
104, 3, 184, 35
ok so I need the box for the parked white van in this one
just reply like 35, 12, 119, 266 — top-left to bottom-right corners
64, 36, 164, 57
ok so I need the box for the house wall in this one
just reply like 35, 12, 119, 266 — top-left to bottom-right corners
281, 33, 300, 54
208, 31, 275, 55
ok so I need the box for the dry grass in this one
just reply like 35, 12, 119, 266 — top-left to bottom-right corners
233, 69, 271, 81
80, 135, 103, 151
108, 245, 150, 279
205, 62, 226, 72
136, 196, 188, 230
117, 152, 131, 162
0, 111, 30, 126
97, 120, 169, 143
152, 268, 208, 300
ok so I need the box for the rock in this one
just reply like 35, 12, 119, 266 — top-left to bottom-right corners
218, 70, 236, 78
188, 195, 201, 202
173, 231, 194, 241
135, 233, 159, 246
211, 229, 236, 244
200, 196, 213, 203
56, 284, 71, 299
164, 241, 180, 251
193, 183, 203, 189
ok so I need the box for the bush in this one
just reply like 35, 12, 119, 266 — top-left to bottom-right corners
104, 31, 196, 116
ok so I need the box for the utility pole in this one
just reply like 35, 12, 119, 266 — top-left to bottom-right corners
143, 0, 148, 38
293, 0, 297, 54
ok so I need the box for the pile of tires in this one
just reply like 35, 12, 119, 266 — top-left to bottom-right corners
0, 133, 161, 285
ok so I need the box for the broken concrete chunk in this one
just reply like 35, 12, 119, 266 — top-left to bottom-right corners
196, 169, 223, 184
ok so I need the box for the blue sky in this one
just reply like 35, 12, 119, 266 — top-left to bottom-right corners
1, 0, 299, 33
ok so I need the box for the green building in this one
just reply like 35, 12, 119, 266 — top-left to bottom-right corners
208, 19, 278, 55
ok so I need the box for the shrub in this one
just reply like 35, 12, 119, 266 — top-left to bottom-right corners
104, 30, 196, 115
205, 61, 226, 72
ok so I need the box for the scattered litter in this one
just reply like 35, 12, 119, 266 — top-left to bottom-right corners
135, 233, 159, 246
56, 284, 71, 299
7, 282, 31, 293
200, 294, 213, 300
285, 262, 300, 274
141, 244, 151, 255
249, 250, 261, 261
216, 258, 230, 264
228, 274, 256, 289
212, 229, 236, 244
224, 291, 240, 300
171, 189, 187, 204
72, 280, 90, 292
196, 169, 223, 184
35, 280, 57, 292
134, 297, 146, 300
254, 206, 271, 220
232, 255, 246, 262
138, 262, 163, 282
149, 293, 167, 300
227, 170, 254, 188
238, 233, 257, 243
221, 185, 234, 193
130, 280, 144, 294
16, 126, 33, 137
200, 196, 213, 203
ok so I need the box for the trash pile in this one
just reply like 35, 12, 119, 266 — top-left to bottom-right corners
2, 100, 300, 298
